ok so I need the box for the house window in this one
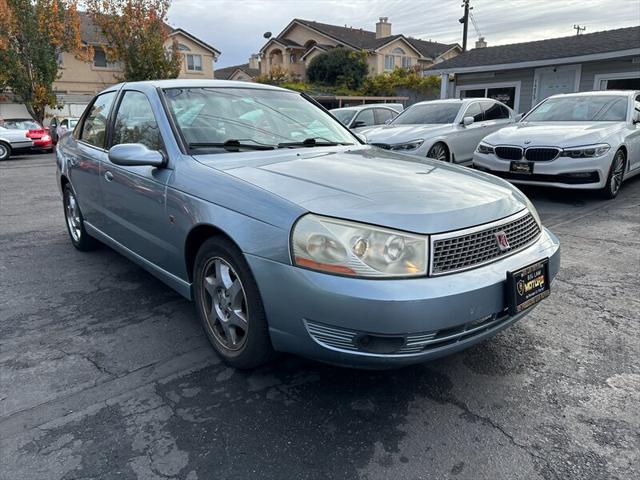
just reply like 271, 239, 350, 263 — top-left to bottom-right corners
93, 48, 119, 69
459, 85, 518, 110
384, 55, 395, 70
401, 56, 412, 68
186, 54, 203, 72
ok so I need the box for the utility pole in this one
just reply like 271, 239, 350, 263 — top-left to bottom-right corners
573, 24, 586, 35
460, 0, 470, 52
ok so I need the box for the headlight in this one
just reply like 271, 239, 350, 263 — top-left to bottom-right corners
561, 144, 610, 158
477, 142, 494, 155
390, 140, 424, 151
291, 214, 428, 278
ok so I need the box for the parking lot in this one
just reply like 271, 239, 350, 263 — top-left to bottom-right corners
0, 152, 638, 480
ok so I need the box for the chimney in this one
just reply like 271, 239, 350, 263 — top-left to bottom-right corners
375, 17, 391, 38
249, 54, 260, 69
475, 37, 487, 48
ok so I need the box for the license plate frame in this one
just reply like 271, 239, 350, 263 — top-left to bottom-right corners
510, 161, 534, 174
506, 258, 550, 315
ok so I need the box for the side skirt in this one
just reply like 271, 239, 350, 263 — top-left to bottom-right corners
84, 222, 193, 300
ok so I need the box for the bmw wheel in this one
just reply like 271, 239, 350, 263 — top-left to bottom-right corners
194, 237, 274, 369
600, 149, 625, 199
427, 142, 449, 162
63, 184, 99, 251
0, 142, 10, 161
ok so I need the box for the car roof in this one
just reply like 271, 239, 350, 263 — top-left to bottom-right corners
331, 104, 400, 112
108, 79, 291, 93
549, 90, 638, 98
412, 98, 502, 107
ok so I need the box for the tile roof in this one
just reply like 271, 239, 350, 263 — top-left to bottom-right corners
214, 64, 259, 80
427, 25, 640, 71
288, 19, 455, 59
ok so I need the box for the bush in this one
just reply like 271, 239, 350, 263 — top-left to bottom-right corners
307, 48, 369, 90
363, 68, 440, 96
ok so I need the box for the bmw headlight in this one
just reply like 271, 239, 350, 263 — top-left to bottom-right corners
390, 140, 424, 152
477, 142, 494, 155
561, 144, 610, 158
291, 214, 428, 278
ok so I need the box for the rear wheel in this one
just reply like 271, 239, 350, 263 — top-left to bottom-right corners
599, 149, 625, 199
63, 184, 99, 251
427, 142, 449, 162
194, 237, 274, 369
0, 142, 11, 161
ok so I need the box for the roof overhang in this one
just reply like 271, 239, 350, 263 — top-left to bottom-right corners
300, 44, 329, 60
426, 48, 640, 75
169, 29, 221, 57
373, 35, 423, 57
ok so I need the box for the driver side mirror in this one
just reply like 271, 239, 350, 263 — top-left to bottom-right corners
384, 118, 392, 125
108, 143, 165, 167
514, 113, 524, 121
352, 121, 367, 128
355, 133, 367, 143
462, 116, 474, 127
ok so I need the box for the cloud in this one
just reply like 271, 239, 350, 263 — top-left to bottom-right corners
168, 0, 640, 67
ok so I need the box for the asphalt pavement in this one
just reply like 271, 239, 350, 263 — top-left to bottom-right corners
1, 152, 638, 480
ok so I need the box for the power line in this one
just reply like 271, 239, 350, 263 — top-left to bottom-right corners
470, 11, 482, 39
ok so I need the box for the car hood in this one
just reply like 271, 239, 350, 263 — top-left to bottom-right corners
484, 121, 624, 147
360, 124, 452, 145
195, 147, 527, 234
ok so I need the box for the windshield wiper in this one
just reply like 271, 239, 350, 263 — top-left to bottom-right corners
277, 137, 350, 148
188, 139, 275, 151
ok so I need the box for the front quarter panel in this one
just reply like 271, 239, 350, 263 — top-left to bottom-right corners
164, 156, 306, 281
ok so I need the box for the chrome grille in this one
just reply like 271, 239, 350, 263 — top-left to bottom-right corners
305, 321, 358, 351
495, 146, 523, 160
525, 148, 560, 161
431, 211, 541, 275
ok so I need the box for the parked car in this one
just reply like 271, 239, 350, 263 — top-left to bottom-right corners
362, 98, 515, 164
473, 91, 640, 199
1, 118, 53, 152
56, 80, 560, 369
330, 104, 400, 132
49, 116, 79, 144
0, 126, 33, 160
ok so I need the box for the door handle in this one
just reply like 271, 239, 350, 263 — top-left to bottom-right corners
104, 171, 114, 182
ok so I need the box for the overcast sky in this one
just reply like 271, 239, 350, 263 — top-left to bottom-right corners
168, 0, 640, 68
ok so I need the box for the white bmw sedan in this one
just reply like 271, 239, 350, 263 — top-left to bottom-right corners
473, 91, 640, 198
361, 98, 515, 164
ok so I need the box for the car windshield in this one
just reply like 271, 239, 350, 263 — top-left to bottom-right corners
525, 95, 628, 122
3, 119, 40, 130
331, 108, 357, 125
392, 103, 461, 125
163, 87, 356, 152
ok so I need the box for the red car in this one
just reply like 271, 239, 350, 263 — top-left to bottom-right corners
1, 118, 53, 152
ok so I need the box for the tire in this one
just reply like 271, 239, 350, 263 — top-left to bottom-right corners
427, 142, 449, 162
194, 237, 274, 369
0, 142, 11, 161
62, 184, 100, 251
599, 149, 625, 199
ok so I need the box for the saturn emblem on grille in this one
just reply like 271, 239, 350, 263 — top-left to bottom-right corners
495, 231, 510, 251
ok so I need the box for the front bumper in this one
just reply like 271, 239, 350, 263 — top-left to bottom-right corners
247, 227, 560, 367
473, 150, 614, 189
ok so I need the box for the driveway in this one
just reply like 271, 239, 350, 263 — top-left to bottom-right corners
1, 153, 638, 480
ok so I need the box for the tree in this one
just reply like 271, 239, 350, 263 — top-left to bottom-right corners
0, 0, 86, 122
86, 0, 181, 82
307, 48, 369, 90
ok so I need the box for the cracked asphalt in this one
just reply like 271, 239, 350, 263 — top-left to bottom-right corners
1, 152, 639, 480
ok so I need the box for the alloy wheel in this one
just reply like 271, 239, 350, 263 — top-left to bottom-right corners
64, 190, 82, 242
427, 143, 448, 162
609, 151, 625, 196
0, 144, 8, 160
201, 257, 249, 351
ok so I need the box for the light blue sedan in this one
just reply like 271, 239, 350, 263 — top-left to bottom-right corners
56, 80, 560, 369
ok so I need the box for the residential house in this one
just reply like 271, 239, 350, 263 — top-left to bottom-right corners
54, 12, 221, 96
259, 17, 460, 79
426, 26, 640, 113
214, 55, 261, 81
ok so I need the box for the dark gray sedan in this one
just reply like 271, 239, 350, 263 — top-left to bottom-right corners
56, 80, 560, 369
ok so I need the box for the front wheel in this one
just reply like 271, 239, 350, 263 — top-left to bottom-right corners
194, 237, 274, 369
599, 149, 625, 199
427, 142, 449, 162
